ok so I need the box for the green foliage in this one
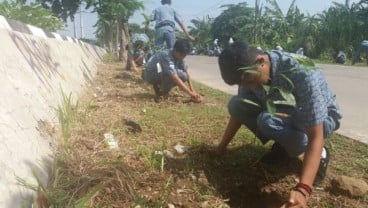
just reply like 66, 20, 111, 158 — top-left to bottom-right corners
0, 1, 64, 31
89, 0, 144, 21
242, 82, 296, 115
211, 3, 255, 45
201, 0, 368, 60
36, 0, 89, 22
136, 145, 165, 171
90, 0, 144, 52
239, 67, 297, 115
288, 53, 316, 68
238, 53, 318, 115
316, 1, 362, 56
56, 89, 78, 141
238, 53, 316, 115
74, 185, 102, 208
188, 15, 213, 50
102, 52, 119, 63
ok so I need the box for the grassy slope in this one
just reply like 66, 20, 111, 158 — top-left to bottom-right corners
36, 60, 368, 208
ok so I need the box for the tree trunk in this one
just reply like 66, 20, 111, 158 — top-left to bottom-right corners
119, 20, 130, 62
105, 23, 113, 53
116, 18, 120, 57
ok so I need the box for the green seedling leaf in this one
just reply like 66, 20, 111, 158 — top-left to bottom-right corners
281, 74, 295, 89
242, 99, 261, 108
289, 54, 315, 66
237, 64, 262, 72
74, 185, 102, 208
262, 85, 270, 92
266, 100, 276, 115
270, 87, 296, 107
277, 89, 296, 106
289, 53, 316, 70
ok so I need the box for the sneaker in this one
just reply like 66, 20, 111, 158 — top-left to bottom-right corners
153, 84, 163, 96
313, 147, 330, 185
260, 142, 290, 164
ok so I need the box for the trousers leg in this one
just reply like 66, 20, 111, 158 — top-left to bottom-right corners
161, 71, 188, 94
257, 112, 308, 157
228, 94, 268, 143
165, 31, 176, 49
257, 110, 338, 157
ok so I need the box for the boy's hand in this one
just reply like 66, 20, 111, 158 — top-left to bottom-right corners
191, 93, 202, 103
281, 190, 308, 208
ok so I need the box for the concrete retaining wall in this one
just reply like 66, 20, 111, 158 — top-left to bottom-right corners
0, 15, 106, 207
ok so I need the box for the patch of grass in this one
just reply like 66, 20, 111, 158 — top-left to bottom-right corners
56, 89, 78, 141
136, 144, 166, 172
327, 134, 368, 179
33, 62, 368, 207
101, 53, 119, 63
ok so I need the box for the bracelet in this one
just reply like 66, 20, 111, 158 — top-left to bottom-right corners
295, 183, 312, 196
292, 187, 307, 198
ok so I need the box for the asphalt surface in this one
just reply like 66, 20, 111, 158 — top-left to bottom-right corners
186, 55, 368, 144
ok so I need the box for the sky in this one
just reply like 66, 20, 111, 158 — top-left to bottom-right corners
57, 0, 361, 39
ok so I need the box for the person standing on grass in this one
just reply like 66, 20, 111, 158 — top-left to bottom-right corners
204, 41, 341, 207
143, 39, 202, 102
152, 0, 195, 49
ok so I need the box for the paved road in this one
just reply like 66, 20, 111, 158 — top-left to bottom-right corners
186, 55, 368, 144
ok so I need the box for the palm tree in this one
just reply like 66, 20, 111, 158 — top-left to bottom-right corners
94, 15, 115, 51
357, 0, 368, 39
87, 0, 144, 60
318, 0, 361, 55
188, 16, 213, 50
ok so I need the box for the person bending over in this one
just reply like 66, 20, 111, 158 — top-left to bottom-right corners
143, 39, 202, 103
205, 41, 341, 207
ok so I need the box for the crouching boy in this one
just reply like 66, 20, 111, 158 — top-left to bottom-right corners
143, 39, 202, 102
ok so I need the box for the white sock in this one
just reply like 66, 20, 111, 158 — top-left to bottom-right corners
321, 147, 327, 159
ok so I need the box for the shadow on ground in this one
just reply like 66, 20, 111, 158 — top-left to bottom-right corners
165, 144, 303, 208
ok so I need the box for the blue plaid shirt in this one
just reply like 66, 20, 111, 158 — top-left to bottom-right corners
144, 49, 187, 86
250, 50, 342, 129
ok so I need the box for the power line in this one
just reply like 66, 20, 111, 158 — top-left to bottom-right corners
181, 0, 232, 18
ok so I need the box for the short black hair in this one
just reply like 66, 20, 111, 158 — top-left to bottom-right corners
173, 39, 191, 55
161, 0, 171, 5
218, 41, 263, 85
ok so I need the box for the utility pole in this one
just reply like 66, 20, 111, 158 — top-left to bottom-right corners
80, 5, 84, 39
73, 18, 78, 38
